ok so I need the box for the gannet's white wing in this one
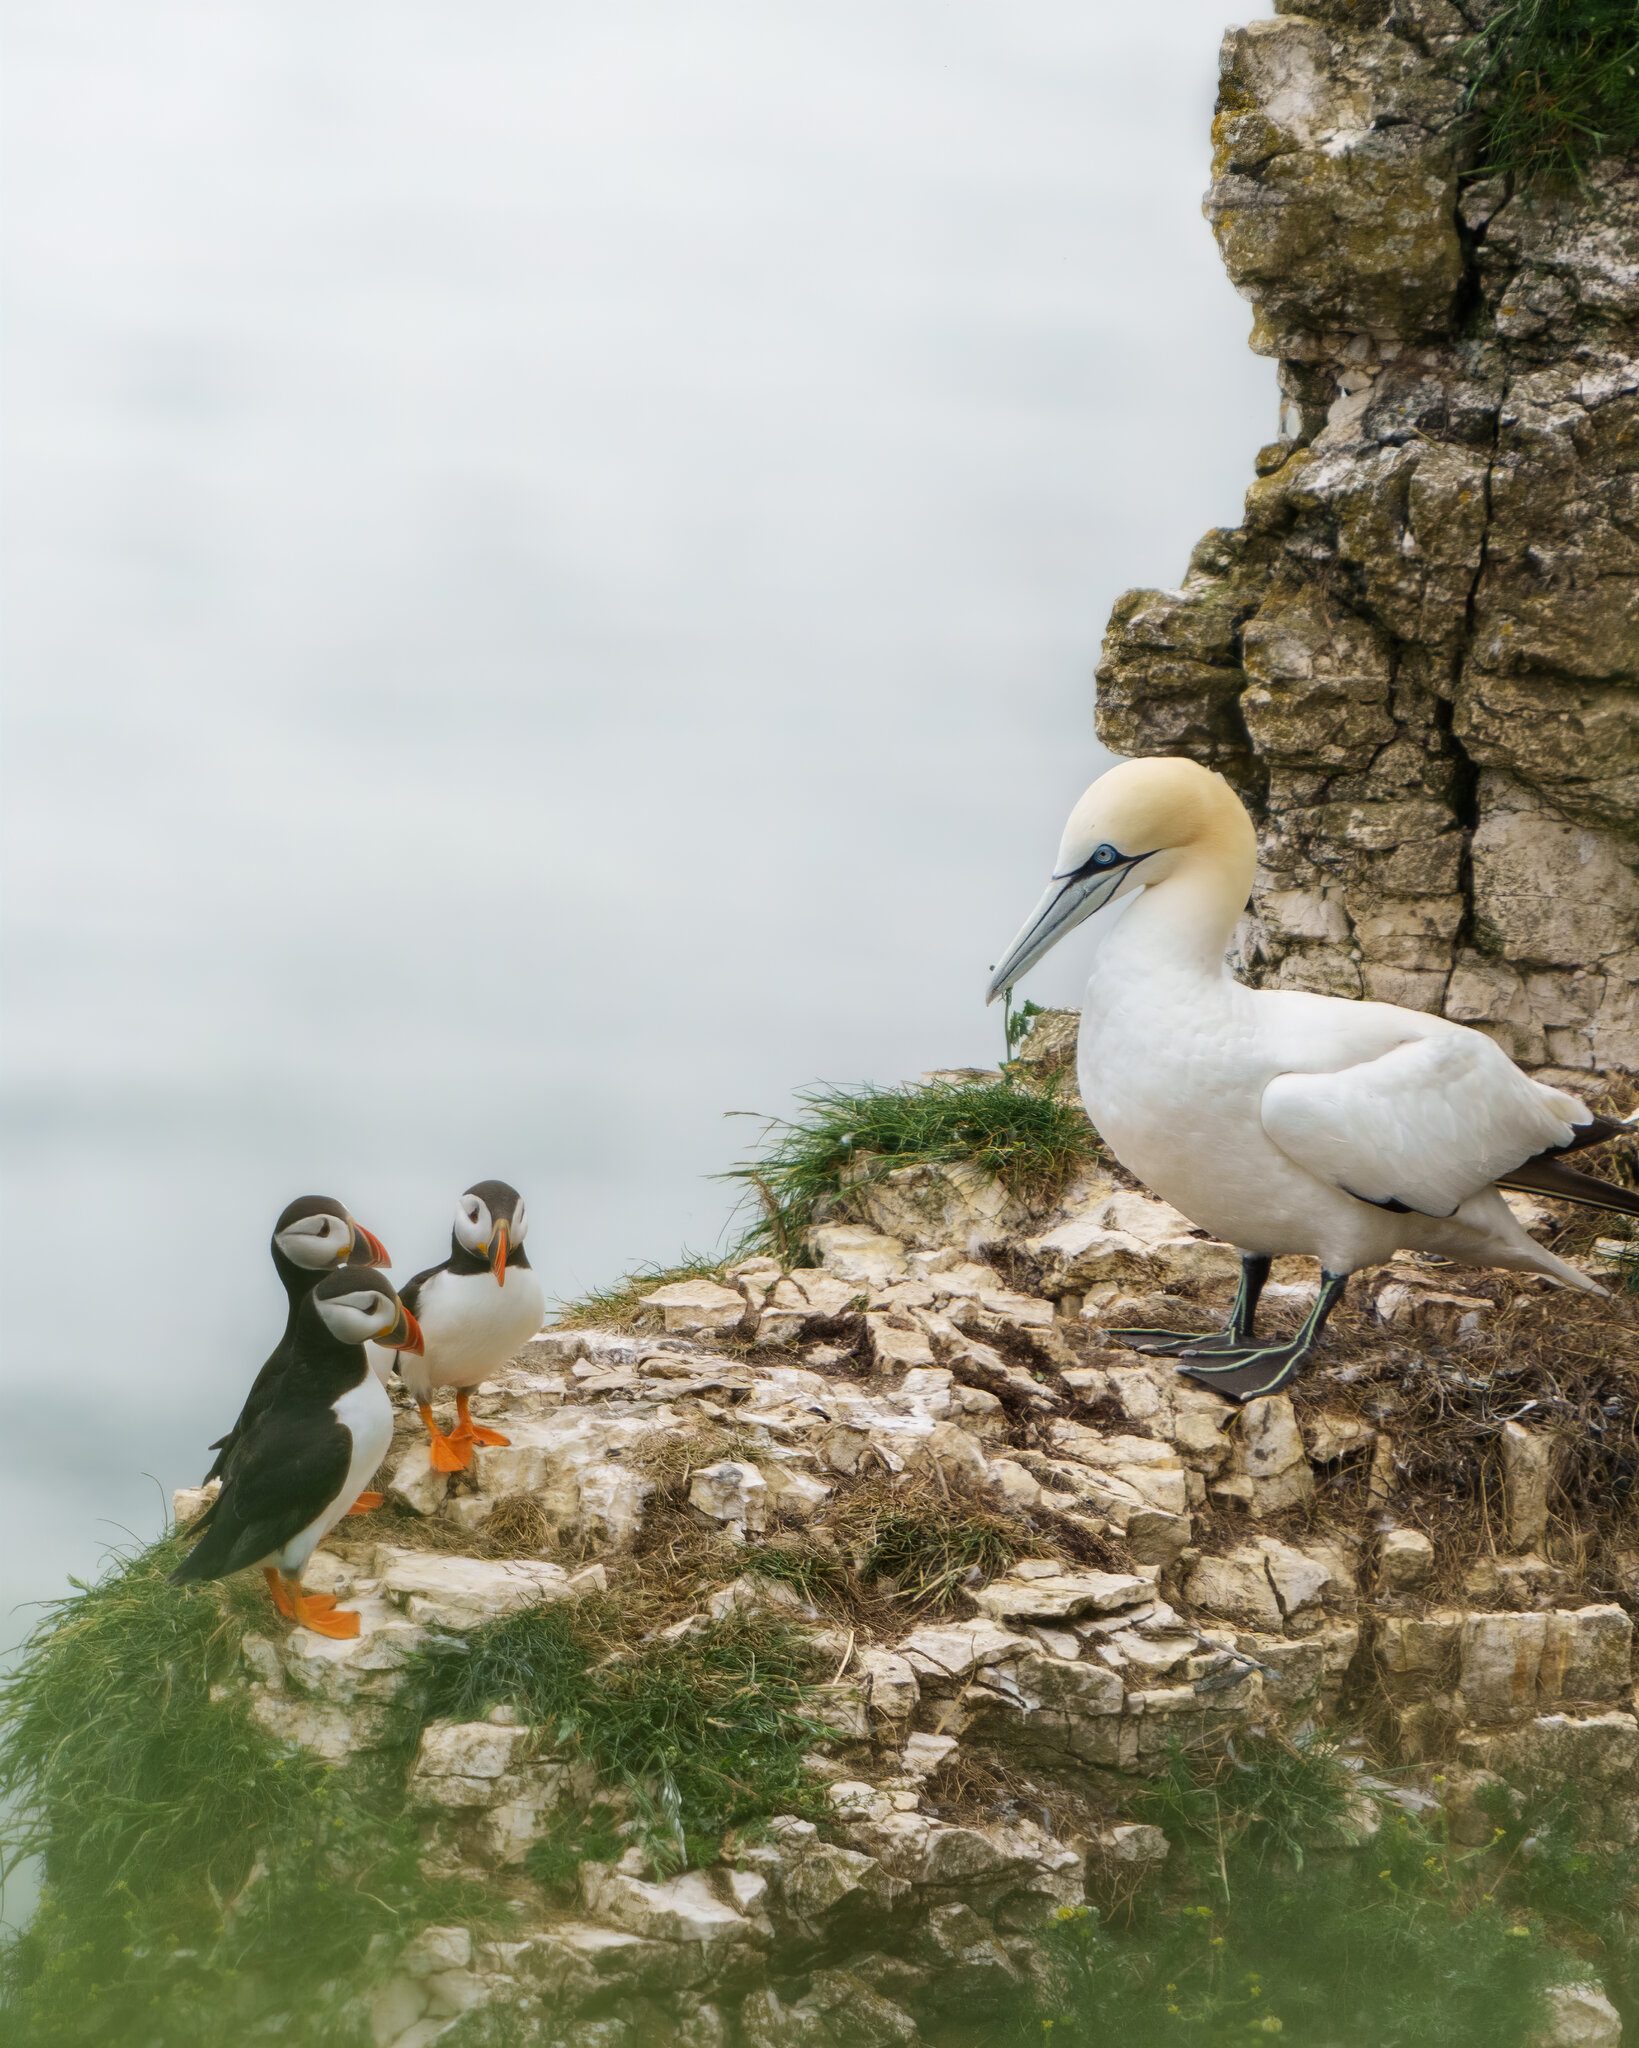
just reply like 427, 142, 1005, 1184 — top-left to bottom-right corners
1262, 1029, 1590, 1219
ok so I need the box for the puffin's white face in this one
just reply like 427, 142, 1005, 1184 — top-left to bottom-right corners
276, 1211, 355, 1272
313, 1281, 423, 1352
454, 1192, 493, 1257
454, 1183, 526, 1284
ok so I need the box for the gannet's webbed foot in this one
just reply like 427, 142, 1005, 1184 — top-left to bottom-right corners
1176, 1269, 1348, 1404
1114, 1328, 1237, 1357
1111, 1254, 1273, 1358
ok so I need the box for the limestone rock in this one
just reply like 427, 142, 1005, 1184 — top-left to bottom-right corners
1531, 1981, 1623, 2048
689, 1461, 769, 1532
1183, 1546, 1283, 1632
810, 1225, 909, 1288
1500, 1423, 1552, 1554
1230, 1396, 1314, 1516
582, 1859, 767, 1951
740, 1969, 919, 2047
639, 1278, 747, 1338
896, 1620, 1033, 1688
410, 1721, 533, 1809
972, 1564, 1152, 1624
1377, 1528, 1434, 1597
1207, 16, 1463, 344
378, 1551, 576, 1631
1089, 7, 1639, 1074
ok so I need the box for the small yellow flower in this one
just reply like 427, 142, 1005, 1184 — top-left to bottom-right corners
1055, 1905, 1076, 1922
1210, 1935, 1226, 1948
1493, 1826, 1507, 1841
1165, 1983, 1178, 1994
1167, 2004, 1182, 2017
1256, 2019, 1284, 2036
1507, 1925, 1530, 1940
1378, 1869, 1393, 1882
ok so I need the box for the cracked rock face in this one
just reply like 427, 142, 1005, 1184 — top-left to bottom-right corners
1098, 2, 1639, 1081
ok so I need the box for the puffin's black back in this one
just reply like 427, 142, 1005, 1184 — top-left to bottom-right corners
176, 1273, 381, 1582
201, 1195, 361, 1485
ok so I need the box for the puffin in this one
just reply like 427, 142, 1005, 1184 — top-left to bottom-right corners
202, 1195, 391, 1511
172, 1267, 423, 1637
375, 1179, 545, 1473
985, 756, 1639, 1402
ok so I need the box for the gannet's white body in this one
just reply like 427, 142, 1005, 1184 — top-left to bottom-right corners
1079, 915, 1592, 1290
987, 757, 1632, 1400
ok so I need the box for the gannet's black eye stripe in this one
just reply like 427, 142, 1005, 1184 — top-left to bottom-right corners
1064, 841, 1134, 882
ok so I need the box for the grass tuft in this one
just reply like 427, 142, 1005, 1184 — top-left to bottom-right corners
725, 1075, 1099, 1260
1007, 1751, 1633, 2047
550, 1252, 728, 1331
0, 1537, 492, 2047
398, 1603, 829, 1874
1466, 0, 1639, 183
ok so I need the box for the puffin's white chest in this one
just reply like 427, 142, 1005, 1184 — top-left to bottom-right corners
403, 1265, 547, 1397
274, 1372, 393, 1575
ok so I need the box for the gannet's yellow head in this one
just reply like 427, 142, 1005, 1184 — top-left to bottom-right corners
985, 756, 1253, 1002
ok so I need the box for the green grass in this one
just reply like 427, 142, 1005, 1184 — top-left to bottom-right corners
0, 1537, 493, 2048
1004, 1743, 1627, 2047
746, 1484, 1025, 1617
741, 1540, 857, 1607
857, 1505, 1019, 1611
549, 1252, 728, 1330
726, 1075, 1099, 1261
1466, 0, 1639, 183
397, 1603, 830, 1874
1139, 1726, 1359, 1874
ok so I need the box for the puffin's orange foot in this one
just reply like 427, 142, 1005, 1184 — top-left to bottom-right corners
452, 1422, 510, 1448
347, 1491, 385, 1515
264, 1566, 295, 1618
453, 1394, 510, 1449
292, 1594, 360, 1639
418, 1403, 471, 1473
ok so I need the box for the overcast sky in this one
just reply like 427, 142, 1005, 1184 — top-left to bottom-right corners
1, 1, 1272, 1630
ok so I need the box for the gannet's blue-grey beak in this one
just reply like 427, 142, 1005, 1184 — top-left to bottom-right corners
984, 857, 1143, 1005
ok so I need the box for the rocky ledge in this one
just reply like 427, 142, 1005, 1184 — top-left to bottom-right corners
174, 1056, 1639, 2047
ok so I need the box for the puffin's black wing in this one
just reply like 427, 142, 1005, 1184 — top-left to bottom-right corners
173, 1407, 351, 1586
201, 1339, 291, 1485
387, 1262, 444, 1378
397, 1262, 443, 1318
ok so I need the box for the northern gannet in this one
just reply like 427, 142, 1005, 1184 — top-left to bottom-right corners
986, 757, 1639, 1401
173, 1269, 422, 1638
374, 1179, 544, 1472
202, 1195, 391, 1496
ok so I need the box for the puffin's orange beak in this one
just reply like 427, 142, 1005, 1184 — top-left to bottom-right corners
385, 1302, 424, 1354
352, 1220, 391, 1269
489, 1220, 508, 1286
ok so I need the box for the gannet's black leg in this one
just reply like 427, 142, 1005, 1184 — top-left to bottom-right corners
1175, 1270, 1350, 1403
1111, 1253, 1273, 1357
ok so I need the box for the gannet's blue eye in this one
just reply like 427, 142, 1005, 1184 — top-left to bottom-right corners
1092, 844, 1118, 867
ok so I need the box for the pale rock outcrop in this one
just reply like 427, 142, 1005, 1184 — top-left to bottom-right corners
1095, 1, 1639, 1080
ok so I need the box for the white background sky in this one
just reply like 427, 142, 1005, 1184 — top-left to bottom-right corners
1, 0, 1272, 1634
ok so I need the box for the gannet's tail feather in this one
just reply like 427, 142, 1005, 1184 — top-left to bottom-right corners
1498, 1154, 1639, 1219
